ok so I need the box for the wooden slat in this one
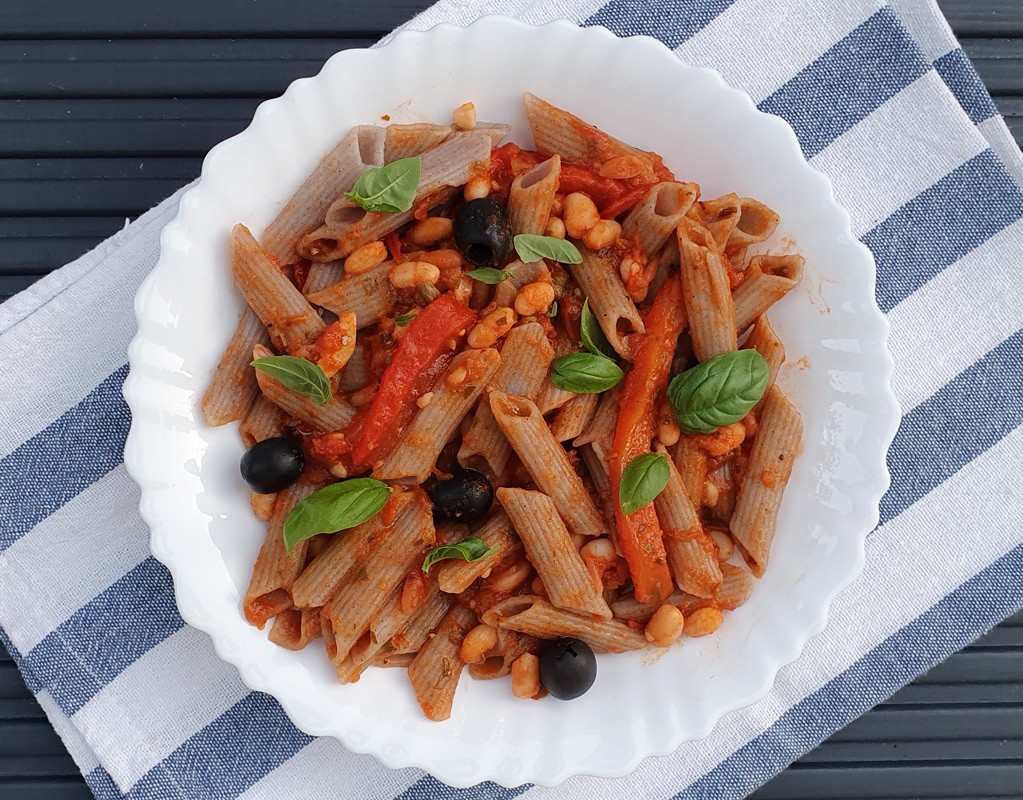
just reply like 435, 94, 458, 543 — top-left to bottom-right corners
0, 217, 127, 272
0, 782, 93, 800
964, 39, 1023, 95
937, 0, 1023, 37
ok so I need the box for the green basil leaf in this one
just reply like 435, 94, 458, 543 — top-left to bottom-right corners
513, 234, 583, 264
250, 355, 332, 406
344, 156, 421, 213
579, 299, 614, 359
422, 536, 499, 572
465, 267, 508, 284
283, 478, 391, 554
394, 312, 415, 327
618, 453, 670, 515
546, 300, 559, 319
667, 349, 769, 434
550, 353, 623, 394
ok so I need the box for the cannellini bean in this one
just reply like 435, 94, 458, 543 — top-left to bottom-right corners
685, 607, 724, 637
467, 307, 517, 348
350, 382, 377, 408
389, 260, 440, 289
644, 604, 685, 647
464, 174, 491, 201
582, 219, 621, 251
655, 399, 680, 447
486, 557, 533, 593
692, 422, 746, 456
452, 101, 477, 130
416, 391, 434, 409
315, 312, 357, 377
344, 241, 388, 276
250, 492, 276, 521
702, 479, 720, 508
709, 529, 734, 561
445, 366, 468, 388
544, 217, 566, 239
580, 537, 616, 594
514, 281, 556, 316
598, 155, 646, 180
563, 192, 600, 238
408, 217, 454, 247
329, 463, 348, 479
460, 623, 498, 664
511, 653, 542, 699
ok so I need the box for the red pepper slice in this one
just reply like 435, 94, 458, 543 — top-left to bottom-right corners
351, 294, 475, 467
558, 163, 624, 208
601, 183, 655, 219
608, 273, 687, 603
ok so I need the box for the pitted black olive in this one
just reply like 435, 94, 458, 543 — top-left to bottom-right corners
539, 637, 597, 700
240, 436, 304, 494
429, 469, 494, 524
453, 198, 513, 267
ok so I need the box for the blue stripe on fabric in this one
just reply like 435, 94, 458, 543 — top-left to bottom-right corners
935, 48, 999, 125
22, 557, 183, 716
583, 0, 736, 49
122, 692, 313, 800
675, 539, 1023, 800
758, 7, 929, 159
879, 330, 1023, 526
866, 149, 1023, 313
86, 766, 124, 800
0, 364, 130, 553
396, 777, 529, 800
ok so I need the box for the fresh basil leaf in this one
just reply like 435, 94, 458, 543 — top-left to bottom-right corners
283, 478, 391, 554
579, 299, 614, 359
618, 453, 670, 515
550, 353, 623, 394
513, 234, 583, 264
421, 536, 499, 572
251, 355, 332, 406
465, 267, 508, 284
546, 300, 559, 319
667, 349, 769, 434
344, 156, 421, 213
394, 312, 415, 327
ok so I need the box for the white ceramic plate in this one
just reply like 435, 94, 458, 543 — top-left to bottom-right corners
123, 16, 899, 788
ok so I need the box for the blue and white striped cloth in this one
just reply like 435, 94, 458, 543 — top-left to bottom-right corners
1, 0, 1021, 797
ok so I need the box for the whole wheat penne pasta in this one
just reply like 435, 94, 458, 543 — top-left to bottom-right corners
336, 587, 403, 684
678, 215, 737, 361
572, 386, 619, 449
458, 322, 554, 475
713, 562, 758, 610
375, 348, 501, 482
490, 391, 607, 538
671, 435, 709, 508
252, 344, 356, 432
730, 385, 802, 575
732, 254, 804, 334
621, 182, 698, 262
231, 224, 326, 353
407, 604, 477, 721
243, 479, 319, 628
709, 461, 737, 521
374, 652, 416, 669
610, 591, 686, 621
498, 488, 612, 620
493, 259, 551, 307
268, 606, 323, 650
508, 154, 561, 235
349, 590, 453, 682
549, 392, 599, 443
469, 629, 538, 680
384, 123, 452, 162
726, 197, 781, 260
483, 595, 646, 653
291, 492, 412, 608
262, 125, 386, 265
300, 132, 492, 262
744, 315, 785, 411
653, 443, 722, 598
300, 260, 344, 296
390, 591, 455, 655
436, 511, 519, 594
305, 260, 396, 326
239, 394, 289, 447
203, 307, 270, 426
535, 336, 580, 414
324, 490, 435, 664
337, 340, 371, 393
696, 193, 741, 251
577, 444, 618, 550
567, 244, 645, 359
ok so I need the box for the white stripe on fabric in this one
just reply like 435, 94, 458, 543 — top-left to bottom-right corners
0, 466, 150, 654
810, 71, 987, 236
889, 0, 956, 61
35, 689, 101, 777
71, 625, 250, 793
980, 116, 1023, 185
239, 737, 424, 800
888, 217, 1023, 410
529, 424, 1023, 800
677, 0, 879, 103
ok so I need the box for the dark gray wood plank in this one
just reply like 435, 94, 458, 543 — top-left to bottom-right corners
937, 0, 1023, 37
0, 217, 128, 272
753, 764, 1023, 799
0, 783, 93, 800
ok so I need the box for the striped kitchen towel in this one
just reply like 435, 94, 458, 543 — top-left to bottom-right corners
2, 0, 1022, 798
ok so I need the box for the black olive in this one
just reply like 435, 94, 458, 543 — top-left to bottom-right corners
539, 637, 597, 700
240, 436, 304, 494
428, 469, 494, 524
452, 198, 513, 267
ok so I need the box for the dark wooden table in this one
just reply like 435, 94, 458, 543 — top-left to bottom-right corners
2, 1, 1022, 797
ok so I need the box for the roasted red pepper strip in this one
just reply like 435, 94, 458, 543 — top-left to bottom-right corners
558, 163, 624, 208
601, 183, 656, 219
351, 294, 475, 467
608, 273, 687, 603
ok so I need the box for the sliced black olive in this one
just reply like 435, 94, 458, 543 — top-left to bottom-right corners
453, 198, 513, 268
240, 436, 304, 494
539, 637, 597, 700
428, 468, 494, 524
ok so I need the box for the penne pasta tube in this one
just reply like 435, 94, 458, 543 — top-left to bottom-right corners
469, 629, 538, 680
324, 490, 435, 664
490, 391, 607, 538
744, 315, 785, 411
239, 394, 289, 447
203, 307, 270, 427
726, 197, 781, 260
407, 604, 477, 721
373, 652, 416, 669
508, 154, 561, 235
621, 182, 698, 262
458, 322, 554, 475
374, 348, 501, 483
389, 591, 455, 656
252, 344, 356, 432
610, 591, 685, 621
436, 511, 519, 594
671, 435, 709, 509
549, 392, 598, 442
567, 244, 645, 359
678, 215, 737, 361
711, 562, 757, 610
577, 443, 617, 550
305, 260, 396, 326
262, 125, 386, 264
730, 386, 802, 576
732, 254, 804, 334
483, 595, 646, 653
383, 122, 452, 162
268, 606, 323, 650
498, 488, 612, 620
695, 193, 741, 251
231, 224, 326, 353
572, 386, 619, 449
